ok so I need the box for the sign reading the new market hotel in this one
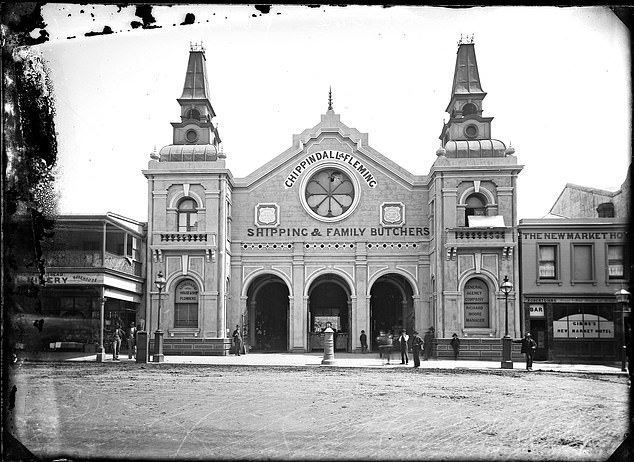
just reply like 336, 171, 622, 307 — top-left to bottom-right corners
463, 278, 490, 328
285, 150, 377, 188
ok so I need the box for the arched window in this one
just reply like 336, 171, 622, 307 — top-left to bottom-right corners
465, 193, 486, 225
186, 108, 200, 120
178, 198, 198, 232
597, 202, 615, 218
174, 280, 198, 328
462, 103, 477, 116
464, 278, 489, 328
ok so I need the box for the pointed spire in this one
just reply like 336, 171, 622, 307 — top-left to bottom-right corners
328, 87, 333, 111
450, 38, 484, 96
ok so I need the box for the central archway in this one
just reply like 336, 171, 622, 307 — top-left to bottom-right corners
369, 274, 415, 351
246, 275, 289, 352
308, 274, 351, 352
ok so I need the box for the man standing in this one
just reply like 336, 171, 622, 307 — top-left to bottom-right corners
127, 322, 137, 359
398, 329, 409, 365
450, 333, 461, 360
514, 333, 537, 371
232, 324, 243, 356
359, 330, 368, 353
411, 331, 424, 368
112, 325, 124, 361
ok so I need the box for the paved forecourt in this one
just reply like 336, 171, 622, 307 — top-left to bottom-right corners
57, 351, 626, 375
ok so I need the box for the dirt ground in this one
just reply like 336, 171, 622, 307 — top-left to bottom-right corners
5, 362, 630, 461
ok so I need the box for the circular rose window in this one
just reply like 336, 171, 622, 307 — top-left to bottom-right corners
303, 167, 357, 221
185, 129, 199, 143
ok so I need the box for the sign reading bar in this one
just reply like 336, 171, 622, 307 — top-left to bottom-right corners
285, 150, 377, 189
464, 278, 489, 328
529, 304, 545, 318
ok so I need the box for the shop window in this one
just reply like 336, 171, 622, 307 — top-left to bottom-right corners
608, 245, 625, 279
538, 245, 558, 280
177, 198, 198, 232
572, 244, 594, 282
463, 277, 489, 328
597, 202, 615, 218
465, 193, 486, 226
174, 280, 199, 328
553, 304, 614, 339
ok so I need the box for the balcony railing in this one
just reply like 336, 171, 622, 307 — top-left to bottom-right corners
44, 250, 142, 277
159, 233, 210, 243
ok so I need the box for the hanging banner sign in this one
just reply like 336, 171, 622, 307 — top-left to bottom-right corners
285, 150, 377, 189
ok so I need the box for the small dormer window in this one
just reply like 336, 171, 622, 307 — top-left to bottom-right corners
462, 103, 477, 116
597, 202, 615, 218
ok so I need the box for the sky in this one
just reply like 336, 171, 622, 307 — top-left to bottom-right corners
33, 5, 631, 222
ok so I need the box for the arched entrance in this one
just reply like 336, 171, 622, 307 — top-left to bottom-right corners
246, 275, 289, 352
308, 274, 351, 352
370, 274, 415, 350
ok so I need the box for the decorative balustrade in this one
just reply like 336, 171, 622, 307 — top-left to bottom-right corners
453, 230, 506, 240
45, 251, 102, 268
159, 233, 210, 243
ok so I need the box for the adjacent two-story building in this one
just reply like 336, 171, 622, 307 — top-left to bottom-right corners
519, 173, 631, 361
11, 213, 145, 354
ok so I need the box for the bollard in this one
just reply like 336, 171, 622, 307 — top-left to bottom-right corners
136, 331, 149, 363
321, 327, 336, 365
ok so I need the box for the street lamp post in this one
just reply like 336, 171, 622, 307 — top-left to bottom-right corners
501, 275, 514, 369
153, 271, 167, 363
614, 288, 630, 372
96, 295, 107, 362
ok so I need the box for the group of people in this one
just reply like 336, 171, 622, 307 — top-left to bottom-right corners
367, 328, 438, 367
361, 329, 537, 369
111, 322, 137, 361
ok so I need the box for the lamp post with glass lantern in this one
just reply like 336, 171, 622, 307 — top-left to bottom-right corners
501, 275, 514, 369
614, 288, 630, 372
153, 271, 166, 363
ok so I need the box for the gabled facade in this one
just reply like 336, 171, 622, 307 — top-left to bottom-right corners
143, 39, 523, 359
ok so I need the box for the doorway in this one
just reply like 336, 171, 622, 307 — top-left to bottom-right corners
247, 276, 289, 352
308, 275, 350, 352
370, 274, 414, 351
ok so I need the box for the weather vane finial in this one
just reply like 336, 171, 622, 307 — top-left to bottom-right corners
328, 86, 333, 111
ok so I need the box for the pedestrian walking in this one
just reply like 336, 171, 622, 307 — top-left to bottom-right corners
514, 333, 537, 371
360, 330, 368, 353
232, 324, 243, 356
450, 333, 461, 360
127, 322, 137, 359
423, 327, 435, 360
411, 330, 424, 367
398, 329, 409, 364
112, 325, 124, 361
